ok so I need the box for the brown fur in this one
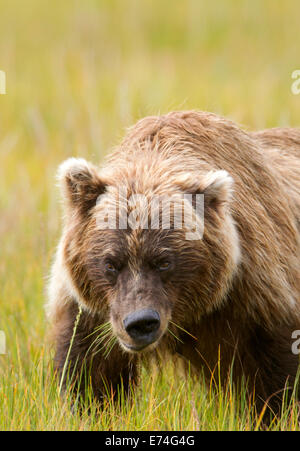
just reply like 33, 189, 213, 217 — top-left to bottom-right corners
47, 111, 300, 417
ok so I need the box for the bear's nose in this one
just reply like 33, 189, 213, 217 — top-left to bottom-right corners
123, 309, 160, 347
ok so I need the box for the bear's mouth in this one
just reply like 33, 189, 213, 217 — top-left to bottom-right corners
119, 337, 160, 353
121, 341, 150, 352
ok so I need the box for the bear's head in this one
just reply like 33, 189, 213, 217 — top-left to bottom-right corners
57, 156, 240, 353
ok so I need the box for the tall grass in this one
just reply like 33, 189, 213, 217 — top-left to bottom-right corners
0, 0, 299, 430
1, 338, 299, 430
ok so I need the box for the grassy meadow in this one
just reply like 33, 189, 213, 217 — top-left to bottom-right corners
0, 0, 300, 430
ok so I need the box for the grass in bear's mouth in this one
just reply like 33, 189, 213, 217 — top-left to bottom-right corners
84, 322, 118, 359
169, 320, 198, 342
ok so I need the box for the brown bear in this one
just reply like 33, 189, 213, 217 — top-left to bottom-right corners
47, 110, 300, 416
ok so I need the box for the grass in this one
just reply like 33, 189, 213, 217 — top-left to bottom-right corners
0, 0, 299, 430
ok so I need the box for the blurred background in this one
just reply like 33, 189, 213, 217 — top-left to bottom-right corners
0, 0, 299, 390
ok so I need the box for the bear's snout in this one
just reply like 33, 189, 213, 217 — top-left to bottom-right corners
123, 308, 160, 350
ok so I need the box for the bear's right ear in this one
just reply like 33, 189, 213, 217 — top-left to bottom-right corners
57, 158, 106, 214
176, 169, 234, 216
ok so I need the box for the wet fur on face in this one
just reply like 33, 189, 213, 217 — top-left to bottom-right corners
60, 176, 239, 354
47, 110, 300, 415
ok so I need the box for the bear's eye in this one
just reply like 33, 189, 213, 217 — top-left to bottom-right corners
105, 262, 118, 273
157, 261, 171, 271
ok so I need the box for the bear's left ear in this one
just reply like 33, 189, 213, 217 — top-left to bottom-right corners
177, 169, 234, 214
57, 158, 106, 214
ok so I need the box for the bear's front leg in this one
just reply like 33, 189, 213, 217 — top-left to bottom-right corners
52, 300, 139, 403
